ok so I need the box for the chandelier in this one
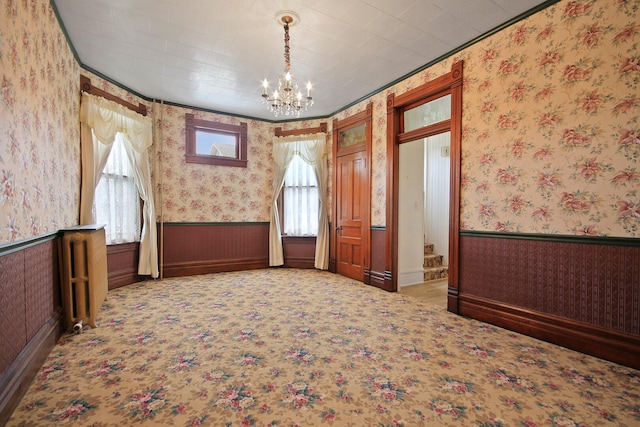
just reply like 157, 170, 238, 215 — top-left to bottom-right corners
261, 12, 313, 118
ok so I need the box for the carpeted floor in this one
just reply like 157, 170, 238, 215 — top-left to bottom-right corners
7, 269, 640, 426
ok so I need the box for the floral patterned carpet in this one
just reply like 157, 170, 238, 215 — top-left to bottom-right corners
7, 269, 640, 426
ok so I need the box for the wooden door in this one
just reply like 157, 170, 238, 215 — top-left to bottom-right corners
331, 103, 372, 284
335, 151, 366, 281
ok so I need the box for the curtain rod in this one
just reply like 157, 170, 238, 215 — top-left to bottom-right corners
80, 75, 148, 117
274, 122, 327, 137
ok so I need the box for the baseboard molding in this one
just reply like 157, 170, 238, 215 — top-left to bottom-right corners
458, 294, 640, 370
0, 309, 62, 425
366, 269, 386, 290
108, 268, 144, 290
398, 269, 424, 288
368, 269, 393, 292
162, 258, 269, 278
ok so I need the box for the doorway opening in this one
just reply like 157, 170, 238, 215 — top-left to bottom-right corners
385, 61, 463, 313
397, 133, 450, 305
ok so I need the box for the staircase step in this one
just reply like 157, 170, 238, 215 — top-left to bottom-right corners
424, 266, 448, 282
424, 243, 434, 255
424, 254, 443, 268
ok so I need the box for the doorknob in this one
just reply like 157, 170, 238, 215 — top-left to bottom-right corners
336, 226, 341, 233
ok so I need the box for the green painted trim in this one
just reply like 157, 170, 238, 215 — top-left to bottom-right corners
50, 0, 560, 124
0, 232, 58, 257
158, 222, 270, 227
160, 99, 270, 123
81, 65, 332, 124
80, 64, 151, 104
49, 0, 81, 64
460, 230, 640, 247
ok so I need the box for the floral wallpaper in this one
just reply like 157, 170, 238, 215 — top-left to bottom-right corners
0, 0, 80, 245
459, 0, 640, 237
1, 0, 638, 244
353, 0, 639, 236
153, 106, 274, 223
152, 103, 335, 223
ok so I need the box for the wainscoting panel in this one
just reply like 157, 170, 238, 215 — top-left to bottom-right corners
0, 250, 27, 376
160, 223, 270, 278
0, 235, 62, 425
24, 240, 59, 341
458, 232, 640, 369
282, 236, 316, 269
106, 242, 143, 290
367, 227, 387, 290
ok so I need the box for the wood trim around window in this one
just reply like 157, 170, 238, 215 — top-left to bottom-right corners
185, 114, 248, 167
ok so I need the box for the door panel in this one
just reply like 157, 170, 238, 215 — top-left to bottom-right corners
336, 151, 366, 281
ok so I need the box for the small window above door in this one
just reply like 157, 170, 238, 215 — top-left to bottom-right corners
403, 94, 451, 132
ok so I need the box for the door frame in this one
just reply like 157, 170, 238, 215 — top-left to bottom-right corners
386, 61, 463, 313
330, 103, 373, 282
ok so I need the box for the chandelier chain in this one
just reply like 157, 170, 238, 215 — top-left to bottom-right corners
283, 21, 291, 73
260, 12, 313, 118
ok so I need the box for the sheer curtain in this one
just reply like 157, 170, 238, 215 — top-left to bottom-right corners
79, 92, 159, 278
269, 133, 329, 269
283, 155, 318, 236
94, 133, 141, 244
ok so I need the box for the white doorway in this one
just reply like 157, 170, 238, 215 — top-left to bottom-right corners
398, 132, 450, 289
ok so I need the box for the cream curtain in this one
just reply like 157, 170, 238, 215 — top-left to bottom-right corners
94, 134, 142, 244
269, 133, 329, 269
79, 92, 159, 278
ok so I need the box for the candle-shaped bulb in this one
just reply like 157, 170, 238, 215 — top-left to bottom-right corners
262, 79, 268, 95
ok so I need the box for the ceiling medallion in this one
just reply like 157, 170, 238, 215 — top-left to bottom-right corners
261, 11, 313, 118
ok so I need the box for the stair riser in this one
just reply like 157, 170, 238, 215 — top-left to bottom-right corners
424, 254, 443, 268
424, 268, 448, 281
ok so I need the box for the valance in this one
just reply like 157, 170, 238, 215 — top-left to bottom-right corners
80, 92, 152, 152
79, 91, 158, 278
272, 133, 327, 167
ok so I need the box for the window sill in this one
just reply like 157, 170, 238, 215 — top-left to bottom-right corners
282, 235, 317, 241
185, 155, 247, 168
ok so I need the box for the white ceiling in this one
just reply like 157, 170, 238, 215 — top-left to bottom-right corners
53, 0, 550, 121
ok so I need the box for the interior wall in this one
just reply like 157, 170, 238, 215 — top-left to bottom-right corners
424, 133, 450, 265
397, 140, 425, 287
0, 0, 638, 399
152, 105, 273, 223
339, 0, 639, 241
0, 1, 80, 246
154, 105, 332, 224
3, 0, 637, 245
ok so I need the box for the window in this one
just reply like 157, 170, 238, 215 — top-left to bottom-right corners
282, 155, 318, 236
94, 134, 141, 244
403, 94, 451, 132
185, 113, 248, 167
